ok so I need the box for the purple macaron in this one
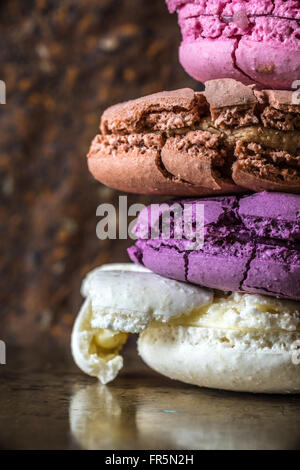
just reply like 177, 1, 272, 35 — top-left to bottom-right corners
128, 192, 300, 300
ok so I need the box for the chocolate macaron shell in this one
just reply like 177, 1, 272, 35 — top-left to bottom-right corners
88, 141, 170, 195
204, 78, 257, 113
88, 133, 166, 195
255, 88, 300, 131
88, 79, 300, 195
88, 134, 240, 196
160, 130, 237, 190
259, 90, 300, 115
128, 192, 300, 300
88, 126, 244, 196
88, 154, 234, 196
232, 160, 300, 195
100, 88, 208, 135
92, 86, 242, 195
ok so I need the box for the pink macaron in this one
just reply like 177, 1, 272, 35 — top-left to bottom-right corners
167, 0, 300, 90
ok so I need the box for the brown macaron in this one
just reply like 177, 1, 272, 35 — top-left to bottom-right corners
87, 79, 300, 196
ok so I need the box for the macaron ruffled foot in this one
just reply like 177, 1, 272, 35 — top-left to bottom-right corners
88, 79, 300, 196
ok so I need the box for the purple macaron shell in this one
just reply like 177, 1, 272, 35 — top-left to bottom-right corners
243, 244, 300, 298
238, 192, 300, 242
128, 192, 300, 300
187, 239, 255, 292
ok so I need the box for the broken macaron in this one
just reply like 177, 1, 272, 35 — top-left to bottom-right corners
88, 79, 300, 195
71, 263, 300, 393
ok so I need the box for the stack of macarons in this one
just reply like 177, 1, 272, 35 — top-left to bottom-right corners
72, 0, 300, 393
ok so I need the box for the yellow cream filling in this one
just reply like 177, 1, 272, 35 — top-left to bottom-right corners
89, 329, 128, 362
163, 293, 300, 333
165, 120, 300, 154
88, 293, 299, 363
199, 120, 300, 153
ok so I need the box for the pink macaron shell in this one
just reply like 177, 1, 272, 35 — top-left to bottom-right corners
179, 39, 253, 85
222, 0, 274, 16
177, 5, 300, 89
273, 0, 300, 19
180, 0, 230, 16
166, 0, 187, 13
236, 38, 300, 89
178, 0, 275, 18
169, 0, 299, 17
166, 0, 223, 14
248, 17, 300, 50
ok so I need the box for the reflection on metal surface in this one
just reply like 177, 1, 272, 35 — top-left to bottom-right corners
70, 384, 138, 450
136, 389, 300, 450
70, 379, 300, 450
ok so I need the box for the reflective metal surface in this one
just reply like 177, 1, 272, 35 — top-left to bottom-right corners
1, 342, 300, 450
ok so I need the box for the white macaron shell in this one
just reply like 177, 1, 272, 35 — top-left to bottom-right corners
71, 298, 124, 384
72, 263, 213, 383
81, 262, 150, 297
85, 270, 213, 333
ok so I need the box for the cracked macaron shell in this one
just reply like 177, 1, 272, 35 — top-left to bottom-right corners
168, 0, 300, 89
88, 80, 300, 196
128, 192, 300, 300
88, 86, 242, 196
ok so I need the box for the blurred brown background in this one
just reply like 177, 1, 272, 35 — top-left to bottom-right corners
0, 0, 197, 347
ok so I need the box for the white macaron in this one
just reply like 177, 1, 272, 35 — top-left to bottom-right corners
72, 263, 300, 393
